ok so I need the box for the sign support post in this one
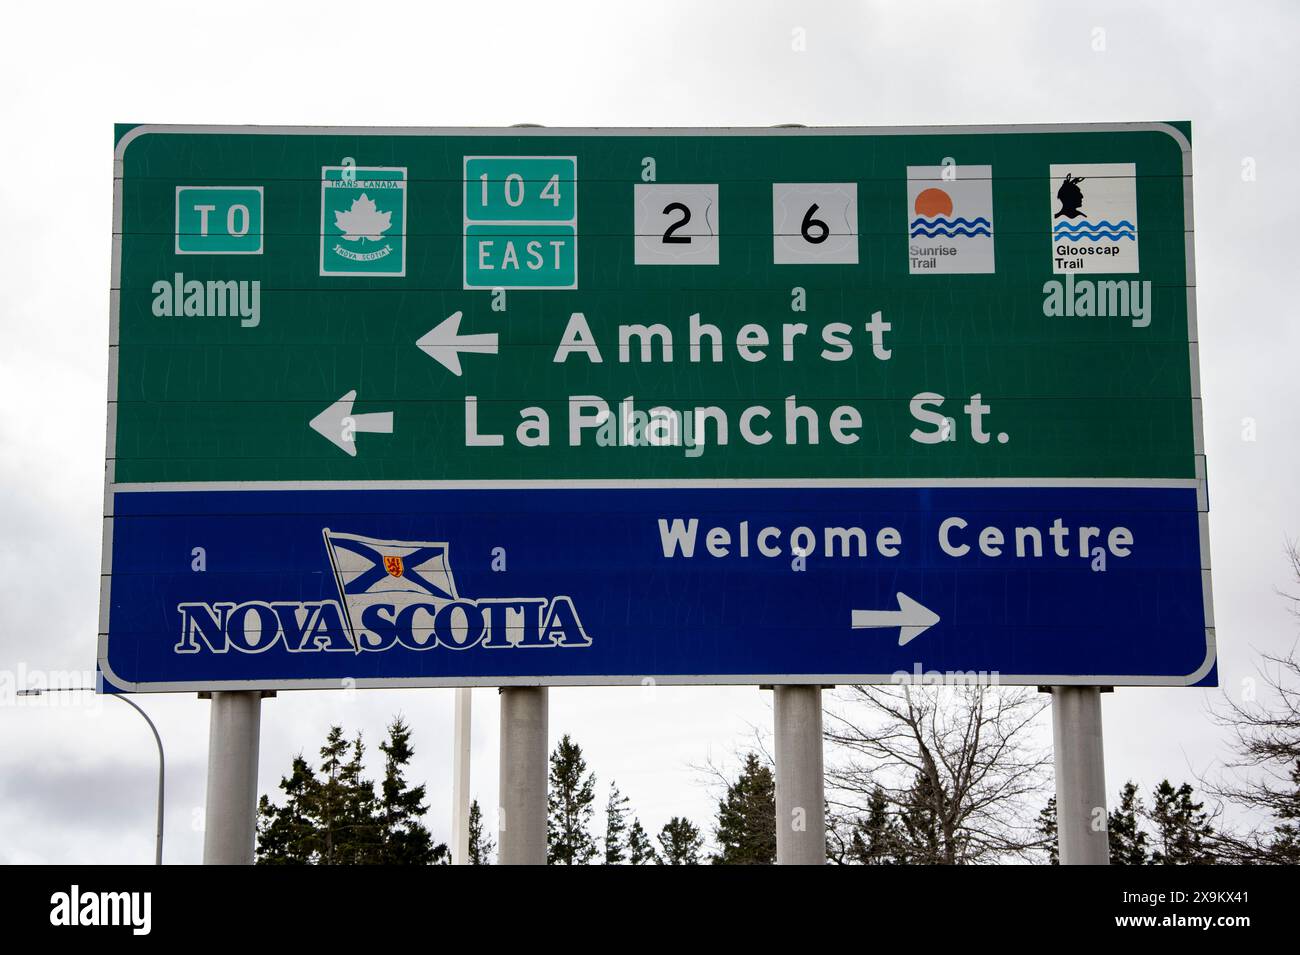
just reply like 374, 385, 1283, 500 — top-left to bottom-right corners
202, 690, 263, 865
497, 686, 548, 865
1051, 686, 1110, 865
452, 686, 472, 864
773, 685, 826, 865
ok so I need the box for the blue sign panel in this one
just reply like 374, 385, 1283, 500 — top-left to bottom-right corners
100, 485, 1213, 690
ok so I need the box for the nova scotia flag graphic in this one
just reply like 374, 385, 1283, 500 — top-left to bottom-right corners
322, 529, 459, 651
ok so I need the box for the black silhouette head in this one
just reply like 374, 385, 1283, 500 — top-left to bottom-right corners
1055, 173, 1086, 219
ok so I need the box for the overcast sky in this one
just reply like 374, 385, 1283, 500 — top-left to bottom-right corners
2, 0, 1297, 863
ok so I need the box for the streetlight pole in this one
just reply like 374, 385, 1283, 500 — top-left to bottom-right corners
17, 686, 165, 864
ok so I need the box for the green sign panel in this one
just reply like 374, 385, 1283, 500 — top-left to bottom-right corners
113, 124, 1199, 486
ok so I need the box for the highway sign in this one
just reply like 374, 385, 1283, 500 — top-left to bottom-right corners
101, 123, 1213, 691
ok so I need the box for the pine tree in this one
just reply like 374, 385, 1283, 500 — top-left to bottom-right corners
256, 755, 320, 863
627, 818, 658, 864
258, 726, 374, 864
547, 734, 598, 865
1037, 796, 1059, 865
257, 718, 447, 865
468, 799, 495, 864
897, 772, 947, 864
1038, 783, 1155, 866
603, 782, 631, 864
316, 726, 358, 864
851, 786, 905, 865
1108, 781, 1150, 865
658, 817, 704, 865
711, 752, 777, 864
375, 716, 446, 864
1148, 780, 1217, 864
339, 732, 378, 864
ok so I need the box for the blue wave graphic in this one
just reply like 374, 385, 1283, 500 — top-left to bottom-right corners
1053, 219, 1135, 232
910, 215, 991, 229
1055, 232, 1136, 242
910, 225, 992, 238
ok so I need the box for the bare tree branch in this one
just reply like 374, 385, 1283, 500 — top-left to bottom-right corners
824, 683, 1052, 864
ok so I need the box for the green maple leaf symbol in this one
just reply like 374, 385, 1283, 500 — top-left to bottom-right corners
335, 193, 392, 242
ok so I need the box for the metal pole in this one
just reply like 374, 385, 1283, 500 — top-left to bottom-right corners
497, 686, 548, 865
1051, 686, 1109, 865
451, 686, 472, 864
203, 690, 263, 865
773, 685, 826, 865
113, 695, 165, 865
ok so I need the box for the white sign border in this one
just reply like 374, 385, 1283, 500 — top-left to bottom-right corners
102, 123, 1212, 692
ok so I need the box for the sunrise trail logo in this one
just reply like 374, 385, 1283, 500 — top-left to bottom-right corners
906, 165, 995, 274
174, 530, 591, 655
1050, 163, 1139, 274
320, 165, 407, 276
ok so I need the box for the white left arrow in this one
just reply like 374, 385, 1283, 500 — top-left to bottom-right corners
851, 592, 941, 646
417, 311, 498, 376
310, 390, 393, 457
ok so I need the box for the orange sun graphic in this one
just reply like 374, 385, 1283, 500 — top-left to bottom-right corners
914, 188, 954, 218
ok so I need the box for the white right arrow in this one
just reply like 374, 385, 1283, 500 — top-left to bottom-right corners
417, 311, 498, 376
309, 390, 394, 457
851, 592, 941, 646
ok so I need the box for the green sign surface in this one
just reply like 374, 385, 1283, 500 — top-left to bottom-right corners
112, 124, 1198, 485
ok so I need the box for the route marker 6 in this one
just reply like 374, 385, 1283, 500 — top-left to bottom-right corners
772, 182, 859, 264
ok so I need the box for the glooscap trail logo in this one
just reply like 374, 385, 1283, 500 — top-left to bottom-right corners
175, 530, 591, 654
1050, 162, 1139, 274
320, 166, 407, 276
